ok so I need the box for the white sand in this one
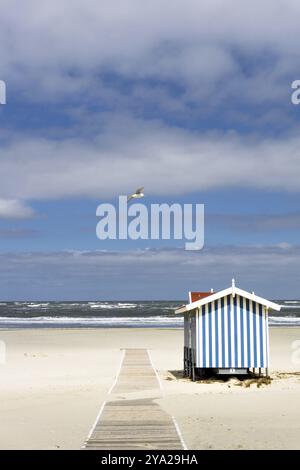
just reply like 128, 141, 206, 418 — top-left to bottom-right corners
0, 327, 299, 449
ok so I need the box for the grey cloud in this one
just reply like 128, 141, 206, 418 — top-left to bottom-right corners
0, 228, 40, 238
0, 0, 299, 107
0, 245, 299, 299
208, 213, 300, 232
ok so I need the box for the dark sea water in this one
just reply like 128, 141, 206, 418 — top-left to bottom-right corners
0, 300, 299, 328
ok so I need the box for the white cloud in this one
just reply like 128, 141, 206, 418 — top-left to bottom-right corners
0, 199, 35, 219
0, 117, 300, 200
0, 2, 299, 200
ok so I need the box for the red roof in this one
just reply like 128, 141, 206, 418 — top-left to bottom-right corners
189, 292, 214, 303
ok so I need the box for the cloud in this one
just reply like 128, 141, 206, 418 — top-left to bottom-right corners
0, 199, 35, 219
0, 228, 39, 238
0, 117, 300, 200
0, 2, 299, 208
0, 0, 298, 110
208, 213, 300, 232
0, 2, 299, 201
0, 245, 299, 299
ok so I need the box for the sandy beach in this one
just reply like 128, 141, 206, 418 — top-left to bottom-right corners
0, 327, 299, 450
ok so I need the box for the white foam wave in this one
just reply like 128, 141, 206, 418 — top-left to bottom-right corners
0, 315, 182, 326
27, 303, 50, 308
88, 302, 137, 309
280, 305, 300, 309
269, 316, 300, 325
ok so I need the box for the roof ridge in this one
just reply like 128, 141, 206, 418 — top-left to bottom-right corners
175, 284, 281, 314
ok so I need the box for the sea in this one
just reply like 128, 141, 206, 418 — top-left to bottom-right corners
0, 300, 299, 328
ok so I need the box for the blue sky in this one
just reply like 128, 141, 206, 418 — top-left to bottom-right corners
0, 1, 300, 299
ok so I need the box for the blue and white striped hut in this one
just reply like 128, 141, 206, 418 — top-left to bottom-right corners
175, 280, 281, 380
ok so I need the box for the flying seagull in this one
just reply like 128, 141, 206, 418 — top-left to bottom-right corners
127, 187, 145, 202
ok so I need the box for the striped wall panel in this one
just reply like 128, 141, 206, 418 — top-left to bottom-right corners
195, 294, 269, 368
191, 313, 197, 353
184, 314, 189, 347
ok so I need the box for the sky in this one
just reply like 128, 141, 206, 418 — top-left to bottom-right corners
0, 0, 300, 299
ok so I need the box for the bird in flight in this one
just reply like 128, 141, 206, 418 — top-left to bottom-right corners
127, 187, 145, 202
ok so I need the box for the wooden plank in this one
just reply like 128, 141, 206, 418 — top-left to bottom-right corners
84, 349, 184, 450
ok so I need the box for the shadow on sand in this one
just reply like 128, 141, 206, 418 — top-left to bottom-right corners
167, 370, 273, 388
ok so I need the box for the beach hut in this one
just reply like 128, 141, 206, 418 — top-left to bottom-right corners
175, 280, 281, 380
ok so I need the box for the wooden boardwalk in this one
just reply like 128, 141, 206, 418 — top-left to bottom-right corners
84, 349, 185, 450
